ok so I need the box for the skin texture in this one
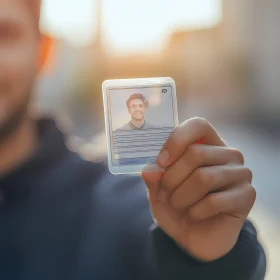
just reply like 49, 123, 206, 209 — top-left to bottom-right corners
0, 0, 39, 138
0, 0, 41, 176
128, 98, 145, 128
142, 117, 256, 262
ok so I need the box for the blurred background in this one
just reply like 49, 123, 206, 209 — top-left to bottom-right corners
35, 0, 279, 278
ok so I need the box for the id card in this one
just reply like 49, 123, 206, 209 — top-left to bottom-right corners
102, 77, 179, 174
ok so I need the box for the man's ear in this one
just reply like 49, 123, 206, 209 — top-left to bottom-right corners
39, 34, 54, 72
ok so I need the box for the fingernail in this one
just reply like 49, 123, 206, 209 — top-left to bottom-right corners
142, 164, 165, 173
158, 150, 169, 166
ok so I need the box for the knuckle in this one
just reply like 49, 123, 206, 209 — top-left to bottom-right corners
247, 185, 257, 204
241, 185, 257, 214
189, 117, 210, 130
229, 148, 245, 165
187, 145, 204, 165
206, 193, 219, 208
193, 168, 213, 186
243, 167, 253, 182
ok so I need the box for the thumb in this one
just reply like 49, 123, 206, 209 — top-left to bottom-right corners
141, 165, 164, 205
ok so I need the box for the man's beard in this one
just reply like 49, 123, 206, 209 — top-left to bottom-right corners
0, 94, 31, 143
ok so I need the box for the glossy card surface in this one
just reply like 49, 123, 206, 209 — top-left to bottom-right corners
102, 77, 178, 174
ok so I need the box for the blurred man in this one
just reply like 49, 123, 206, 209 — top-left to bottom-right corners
0, 1, 266, 280
117, 93, 155, 130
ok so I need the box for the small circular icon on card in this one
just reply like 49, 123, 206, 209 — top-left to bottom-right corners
162, 89, 167, 93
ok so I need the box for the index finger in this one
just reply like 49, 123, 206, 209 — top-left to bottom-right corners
157, 117, 226, 167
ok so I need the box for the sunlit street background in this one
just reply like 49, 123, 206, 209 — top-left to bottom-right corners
34, 1, 280, 278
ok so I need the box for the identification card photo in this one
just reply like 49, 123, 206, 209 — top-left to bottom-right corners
102, 77, 179, 174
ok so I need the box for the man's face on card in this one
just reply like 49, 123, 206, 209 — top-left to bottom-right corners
128, 99, 145, 121
0, 0, 40, 140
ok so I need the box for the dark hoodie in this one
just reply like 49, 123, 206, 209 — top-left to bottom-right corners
0, 119, 266, 280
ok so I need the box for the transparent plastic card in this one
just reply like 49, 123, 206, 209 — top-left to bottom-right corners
102, 77, 179, 174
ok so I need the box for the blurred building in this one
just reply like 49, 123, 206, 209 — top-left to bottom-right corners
160, 0, 280, 124
222, 0, 280, 127
36, 0, 280, 137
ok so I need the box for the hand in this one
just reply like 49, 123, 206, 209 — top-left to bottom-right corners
142, 118, 256, 262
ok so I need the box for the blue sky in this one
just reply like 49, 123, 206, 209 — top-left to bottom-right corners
40, 0, 221, 52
